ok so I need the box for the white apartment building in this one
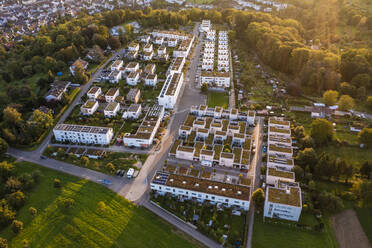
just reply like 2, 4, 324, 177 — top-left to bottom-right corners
111, 60, 123, 71
264, 180, 302, 222
126, 71, 140, 86
168, 57, 185, 75
122, 104, 142, 120
143, 51, 154, 61
80, 100, 99, 116
123, 104, 164, 148
201, 71, 230, 88
173, 38, 194, 58
145, 73, 158, 86
206, 30, 216, 41
144, 43, 153, 53
105, 88, 119, 102
125, 62, 140, 73
267, 154, 294, 170
157, 46, 167, 55
53, 124, 114, 145
158, 72, 184, 109
267, 143, 293, 158
108, 70, 122, 84
266, 166, 295, 185
200, 19, 211, 33
87, 86, 101, 99
151, 30, 193, 41
128, 42, 140, 52
151, 171, 251, 210
154, 37, 164, 45
104, 102, 120, 118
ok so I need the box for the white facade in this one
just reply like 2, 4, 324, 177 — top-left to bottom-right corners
53, 124, 113, 145
87, 87, 101, 99
151, 171, 251, 211
126, 71, 140, 86
158, 73, 184, 109
111, 60, 123, 71
80, 100, 99, 116
105, 88, 119, 102
145, 74, 158, 86
125, 62, 140, 73
200, 19, 211, 33
108, 70, 122, 84
104, 102, 120, 118
122, 104, 142, 120
264, 182, 302, 222
266, 167, 295, 185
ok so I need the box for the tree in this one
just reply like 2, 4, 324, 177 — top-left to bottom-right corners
336, 159, 348, 181
296, 148, 318, 169
317, 191, 344, 213
359, 128, 372, 147
201, 83, 208, 94
315, 153, 336, 180
53, 178, 61, 188
29, 207, 37, 217
322, 90, 339, 106
73, 63, 88, 84
3, 107, 22, 126
310, 119, 333, 146
0, 162, 14, 181
5, 177, 22, 193
366, 96, 372, 110
352, 180, 372, 207
339, 82, 356, 97
97, 201, 106, 212
108, 36, 121, 50
92, 33, 107, 49
62, 198, 74, 209
31, 170, 42, 183
0, 238, 8, 248
0, 201, 15, 228
300, 135, 314, 148
293, 126, 305, 139
338, 95, 354, 111
351, 73, 371, 88
7, 191, 26, 209
106, 163, 115, 174
293, 165, 305, 181
11, 220, 23, 234
360, 161, 372, 179
251, 188, 265, 211
81, 156, 89, 166
343, 163, 354, 183
29, 110, 53, 130
0, 138, 8, 157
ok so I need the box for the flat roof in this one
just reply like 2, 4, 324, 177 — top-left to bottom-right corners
267, 167, 294, 179
269, 126, 291, 134
152, 172, 251, 201
269, 118, 290, 127
105, 88, 118, 97
269, 144, 292, 154
267, 185, 301, 207
105, 102, 119, 112
54, 124, 112, 134
88, 87, 100, 95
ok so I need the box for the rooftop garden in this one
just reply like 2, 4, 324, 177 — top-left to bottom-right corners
194, 142, 204, 157
233, 148, 242, 164
205, 133, 214, 145
189, 169, 200, 177
213, 145, 222, 160
164, 164, 177, 174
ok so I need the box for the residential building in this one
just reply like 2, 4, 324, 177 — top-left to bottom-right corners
145, 73, 158, 86
126, 88, 141, 103
122, 104, 142, 120
266, 167, 295, 185
144, 64, 156, 74
143, 43, 153, 53
80, 100, 99, 115
70, 58, 88, 75
126, 71, 140, 85
105, 88, 119, 102
125, 62, 140, 73
123, 104, 164, 148
200, 19, 211, 33
44, 80, 70, 102
143, 50, 154, 61
104, 102, 120, 118
111, 60, 123, 71
264, 180, 302, 222
158, 72, 184, 109
200, 71, 230, 88
151, 171, 251, 210
168, 57, 185, 75
108, 70, 122, 84
157, 45, 167, 55
87, 87, 102, 99
128, 42, 140, 52
53, 124, 113, 145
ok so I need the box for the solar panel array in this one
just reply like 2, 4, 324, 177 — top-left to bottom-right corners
152, 172, 169, 185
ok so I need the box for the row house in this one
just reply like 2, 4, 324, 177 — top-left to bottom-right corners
53, 124, 113, 145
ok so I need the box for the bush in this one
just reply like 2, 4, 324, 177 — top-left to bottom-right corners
11, 220, 23, 234
0, 237, 7, 248
31, 170, 42, 183
18, 173, 35, 191
7, 191, 26, 209
53, 178, 61, 188
29, 207, 37, 217
62, 198, 74, 209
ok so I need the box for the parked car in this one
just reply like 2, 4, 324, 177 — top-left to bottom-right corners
263, 146, 267, 153
127, 168, 134, 179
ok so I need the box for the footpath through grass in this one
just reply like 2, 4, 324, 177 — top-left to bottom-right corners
252, 213, 338, 248
207, 91, 229, 109
0, 161, 202, 248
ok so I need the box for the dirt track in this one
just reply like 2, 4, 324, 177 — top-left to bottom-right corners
332, 209, 371, 248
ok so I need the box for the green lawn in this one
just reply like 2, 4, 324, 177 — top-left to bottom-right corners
0, 161, 202, 248
207, 92, 229, 109
252, 213, 338, 248
317, 146, 372, 164
355, 207, 372, 245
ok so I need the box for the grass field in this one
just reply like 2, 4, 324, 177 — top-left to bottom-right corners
355, 207, 372, 245
207, 92, 229, 109
317, 146, 372, 164
0, 161, 202, 248
252, 213, 338, 248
